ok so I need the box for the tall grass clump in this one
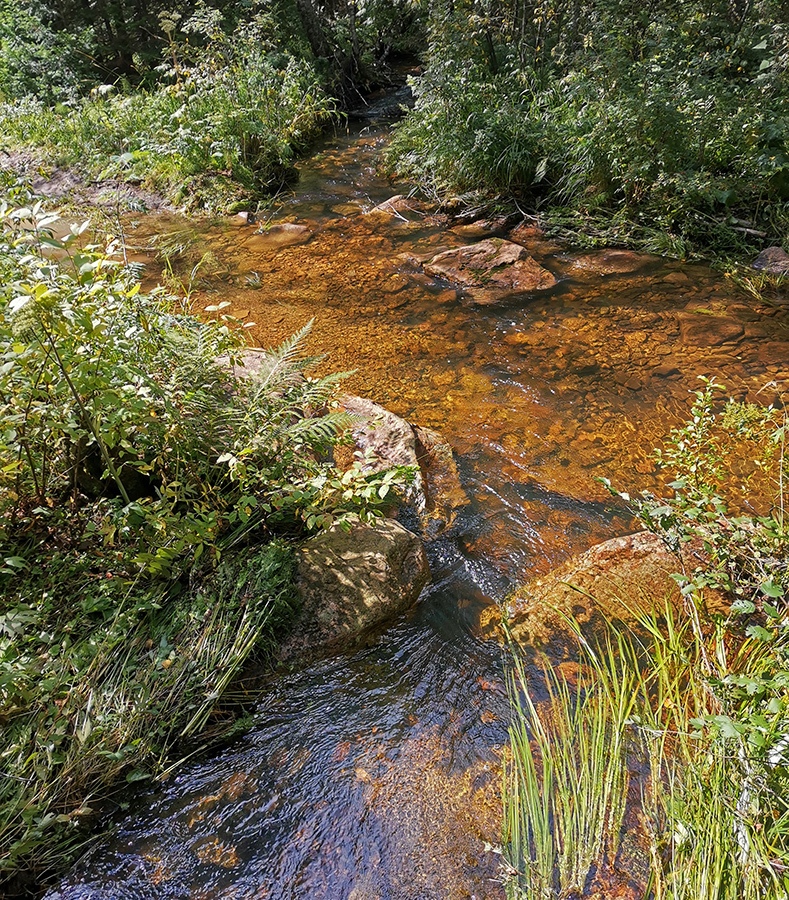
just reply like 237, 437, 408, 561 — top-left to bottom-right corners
503, 383, 789, 898
505, 633, 637, 898
505, 606, 789, 899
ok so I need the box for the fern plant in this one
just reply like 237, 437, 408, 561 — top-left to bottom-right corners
0, 190, 409, 579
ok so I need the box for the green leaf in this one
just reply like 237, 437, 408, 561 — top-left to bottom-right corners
708, 715, 745, 739
760, 579, 784, 599
730, 598, 756, 615
746, 624, 775, 642
126, 769, 152, 783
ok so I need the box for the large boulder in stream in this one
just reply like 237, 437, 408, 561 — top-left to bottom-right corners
504, 531, 729, 654
278, 518, 430, 662
338, 394, 469, 536
424, 238, 556, 304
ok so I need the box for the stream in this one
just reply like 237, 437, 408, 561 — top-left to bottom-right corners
48, 122, 789, 900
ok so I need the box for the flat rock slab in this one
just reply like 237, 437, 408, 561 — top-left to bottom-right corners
279, 519, 430, 662
504, 531, 728, 653
569, 249, 661, 275
244, 224, 312, 250
677, 311, 744, 346
754, 341, 789, 367
424, 238, 556, 304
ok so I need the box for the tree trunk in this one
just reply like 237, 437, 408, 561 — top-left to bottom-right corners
295, 0, 331, 59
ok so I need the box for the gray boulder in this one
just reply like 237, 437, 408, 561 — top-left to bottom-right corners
338, 395, 468, 535
278, 519, 430, 662
753, 246, 789, 274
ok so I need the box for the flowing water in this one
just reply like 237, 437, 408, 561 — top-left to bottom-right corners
48, 124, 789, 900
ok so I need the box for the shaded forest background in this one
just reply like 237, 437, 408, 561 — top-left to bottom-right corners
2, 0, 788, 256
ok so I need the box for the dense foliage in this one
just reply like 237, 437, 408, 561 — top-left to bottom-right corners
0, 185, 409, 892
0, 0, 425, 209
387, 0, 789, 257
504, 385, 789, 898
0, 6, 338, 209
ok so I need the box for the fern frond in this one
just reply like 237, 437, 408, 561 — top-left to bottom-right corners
285, 411, 358, 445
249, 319, 318, 397
290, 370, 356, 409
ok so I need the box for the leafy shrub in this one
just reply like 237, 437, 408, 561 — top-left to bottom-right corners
386, 0, 789, 257
0, 189, 404, 572
0, 9, 336, 209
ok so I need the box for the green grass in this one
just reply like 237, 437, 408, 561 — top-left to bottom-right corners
503, 630, 637, 898
0, 542, 297, 891
503, 598, 789, 900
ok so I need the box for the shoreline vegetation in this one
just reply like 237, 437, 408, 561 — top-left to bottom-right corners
0, 189, 408, 896
504, 384, 789, 899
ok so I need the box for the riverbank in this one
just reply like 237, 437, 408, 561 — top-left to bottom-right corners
0, 190, 416, 895
503, 384, 789, 899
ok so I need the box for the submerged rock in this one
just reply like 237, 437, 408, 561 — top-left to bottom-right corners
677, 310, 744, 345
244, 223, 312, 250
424, 238, 556, 304
504, 531, 728, 652
278, 519, 430, 662
569, 249, 661, 275
413, 425, 469, 537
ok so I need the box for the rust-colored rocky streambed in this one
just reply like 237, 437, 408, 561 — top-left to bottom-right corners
45, 124, 789, 900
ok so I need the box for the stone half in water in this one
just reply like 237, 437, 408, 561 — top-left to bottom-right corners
278, 518, 431, 664
423, 238, 557, 305
568, 249, 662, 276
337, 394, 469, 537
243, 223, 313, 251
500, 530, 729, 653
753, 246, 789, 274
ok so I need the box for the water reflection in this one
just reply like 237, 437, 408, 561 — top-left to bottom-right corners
49, 555, 512, 900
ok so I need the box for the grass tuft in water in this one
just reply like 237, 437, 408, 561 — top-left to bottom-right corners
503, 598, 789, 900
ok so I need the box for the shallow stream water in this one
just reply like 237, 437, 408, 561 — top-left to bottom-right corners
48, 124, 789, 900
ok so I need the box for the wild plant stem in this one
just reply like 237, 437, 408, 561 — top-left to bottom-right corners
42, 329, 131, 505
